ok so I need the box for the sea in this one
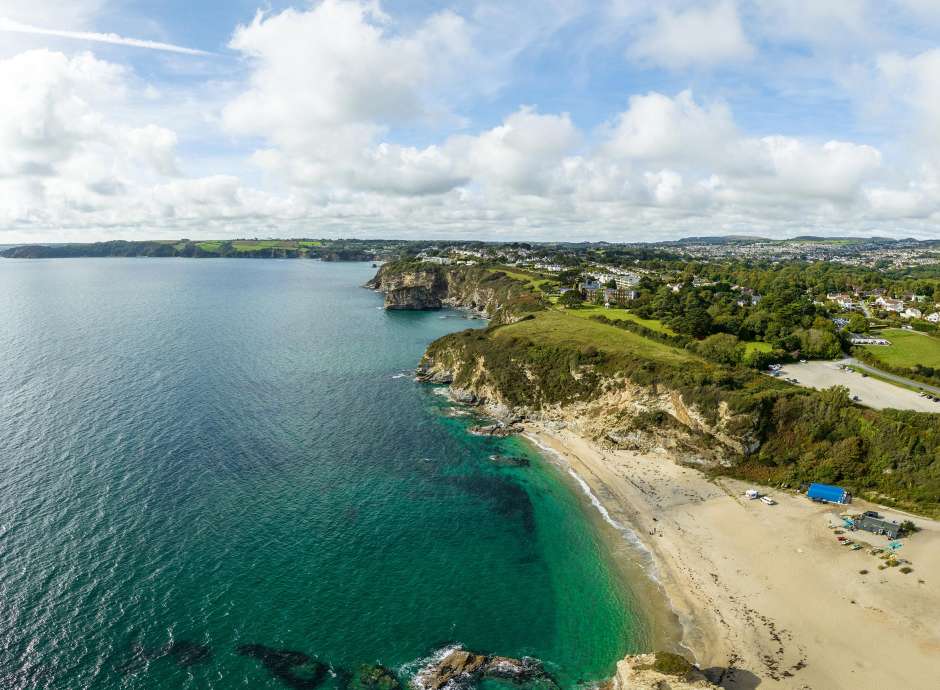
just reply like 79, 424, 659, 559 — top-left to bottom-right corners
0, 259, 650, 689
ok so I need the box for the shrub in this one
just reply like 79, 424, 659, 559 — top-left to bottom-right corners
652, 652, 694, 677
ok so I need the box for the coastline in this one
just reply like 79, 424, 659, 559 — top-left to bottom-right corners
523, 422, 940, 690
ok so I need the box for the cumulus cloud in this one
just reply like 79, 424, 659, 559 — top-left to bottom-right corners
629, 0, 754, 69
224, 1, 473, 163
0, 49, 266, 235
6, 0, 940, 242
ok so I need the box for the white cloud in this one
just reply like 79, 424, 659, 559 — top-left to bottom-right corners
629, 0, 754, 69
5, 0, 940, 242
454, 107, 581, 195
0, 49, 262, 235
224, 1, 471, 151
876, 49, 940, 151
603, 90, 740, 165
754, 0, 870, 48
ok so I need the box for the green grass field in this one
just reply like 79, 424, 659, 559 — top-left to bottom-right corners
188, 240, 321, 254
563, 305, 679, 335
495, 310, 696, 367
232, 240, 298, 252
862, 328, 940, 369
488, 266, 555, 292
742, 341, 773, 355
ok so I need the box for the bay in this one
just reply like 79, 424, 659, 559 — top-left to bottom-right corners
0, 258, 648, 689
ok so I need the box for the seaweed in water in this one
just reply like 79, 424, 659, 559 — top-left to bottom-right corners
237, 644, 329, 689
115, 640, 212, 674
164, 640, 213, 667
349, 664, 402, 690
446, 474, 535, 534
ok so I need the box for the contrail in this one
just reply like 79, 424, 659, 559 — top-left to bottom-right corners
0, 17, 215, 56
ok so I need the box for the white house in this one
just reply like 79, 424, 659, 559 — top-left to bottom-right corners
927, 312, 940, 323
902, 307, 923, 320
875, 296, 904, 312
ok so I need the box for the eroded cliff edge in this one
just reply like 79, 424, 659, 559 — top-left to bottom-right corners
419, 329, 756, 466
366, 261, 546, 325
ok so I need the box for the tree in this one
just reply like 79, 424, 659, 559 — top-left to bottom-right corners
559, 290, 584, 308
557, 269, 582, 286
605, 279, 617, 289
847, 314, 868, 334
694, 333, 744, 365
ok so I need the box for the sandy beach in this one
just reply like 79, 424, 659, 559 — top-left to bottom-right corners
525, 424, 940, 690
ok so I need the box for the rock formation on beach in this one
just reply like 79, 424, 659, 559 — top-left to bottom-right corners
610, 653, 716, 690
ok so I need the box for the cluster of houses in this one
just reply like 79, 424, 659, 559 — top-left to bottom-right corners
825, 291, 940, 323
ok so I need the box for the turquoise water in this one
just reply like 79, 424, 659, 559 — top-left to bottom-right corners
0, 259, 647, 689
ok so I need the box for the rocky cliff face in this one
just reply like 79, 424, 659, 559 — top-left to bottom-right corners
366, 264, 448, 310
366, 262, 545, 324
418, 340, 757, 465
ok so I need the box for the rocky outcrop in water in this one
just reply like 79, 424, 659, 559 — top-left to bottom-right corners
413, 649, 549, 690
468, 423, 521, 437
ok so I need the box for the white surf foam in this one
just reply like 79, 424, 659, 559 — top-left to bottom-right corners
524, 431, 700, 663
523, 433, 659, 578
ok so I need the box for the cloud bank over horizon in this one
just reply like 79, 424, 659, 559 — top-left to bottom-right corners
3, 0, 940, 243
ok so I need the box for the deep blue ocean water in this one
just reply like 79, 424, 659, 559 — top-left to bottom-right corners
0, 259, 647, 689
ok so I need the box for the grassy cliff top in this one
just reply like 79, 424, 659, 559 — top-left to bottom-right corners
425, 292, 940, 517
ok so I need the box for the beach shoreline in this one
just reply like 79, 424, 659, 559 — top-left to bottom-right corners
523, 422, 940, 690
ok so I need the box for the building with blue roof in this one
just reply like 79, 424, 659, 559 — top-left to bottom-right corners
806, 483, 851, 504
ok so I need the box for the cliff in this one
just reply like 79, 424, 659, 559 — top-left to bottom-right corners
419, 331, 754, 465
366, 261, 547, 324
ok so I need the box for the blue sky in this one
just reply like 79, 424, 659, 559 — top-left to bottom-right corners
3, 1, 940, 242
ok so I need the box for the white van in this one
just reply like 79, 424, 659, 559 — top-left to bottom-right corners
760, 496, 776, 505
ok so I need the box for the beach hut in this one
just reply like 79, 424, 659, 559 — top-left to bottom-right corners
806, 483, 851, 504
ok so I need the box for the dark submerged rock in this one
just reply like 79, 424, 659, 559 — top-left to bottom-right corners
164, 640, 213, 667
351, 664, 402, 690
488, 454, 530, 468
236, 644, 329, 689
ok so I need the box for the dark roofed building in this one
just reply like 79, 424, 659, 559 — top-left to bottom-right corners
856, 514, 902, 539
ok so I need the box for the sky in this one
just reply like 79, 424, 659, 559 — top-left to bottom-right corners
3, 1, 940, 243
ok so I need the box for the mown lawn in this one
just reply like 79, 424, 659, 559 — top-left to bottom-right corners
564, 305, 679, 335
489, 266, 555, 291
743, 341, 773, 355
494, 310, 697, 367
862, 328, 940, 369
